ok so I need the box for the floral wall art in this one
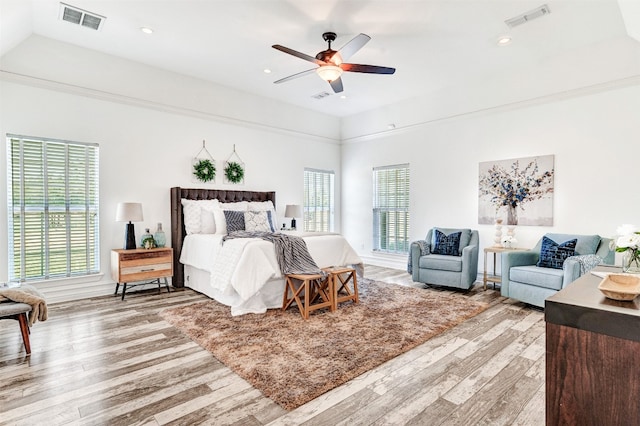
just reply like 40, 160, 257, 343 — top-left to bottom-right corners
478, 155, 555, 226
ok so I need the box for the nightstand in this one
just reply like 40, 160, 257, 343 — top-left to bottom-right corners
483, 246, 525, 290
111, 248, 173, 300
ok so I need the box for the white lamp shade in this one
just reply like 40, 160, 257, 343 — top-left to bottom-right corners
284, 204, 303, 218
316, 65, 343, 82
116, 202, 143, 222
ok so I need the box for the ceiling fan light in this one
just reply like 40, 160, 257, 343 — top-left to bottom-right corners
316, 65, 343, 82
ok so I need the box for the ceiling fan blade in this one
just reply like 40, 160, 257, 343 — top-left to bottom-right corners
341, 63, 396, 74
272, 45, 325, 65
273, 68, 317, 84
329, 77, 344, 93
337, 33, 371, 61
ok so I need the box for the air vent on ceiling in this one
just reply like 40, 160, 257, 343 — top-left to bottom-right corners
505, 4, 551, 28
311, 91, 332, 100
59, 3, 106, 31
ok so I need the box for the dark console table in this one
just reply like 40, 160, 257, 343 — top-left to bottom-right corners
545, 267, 640, 425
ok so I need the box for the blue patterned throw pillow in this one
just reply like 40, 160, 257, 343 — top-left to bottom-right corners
537, 236, 577, 269
432, 230, 462, 256
224, 210, 245, 233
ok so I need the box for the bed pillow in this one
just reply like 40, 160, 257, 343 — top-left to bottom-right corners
537, 236, 577, 269
248, 201, 278, 231
224, 210, 246, 233
181, 200, 201, 235
220, 201, 249, 211
431, 230, 462, 256
181, 198, 220, 234
200, 205, 218, 234
244, 211, 272, 232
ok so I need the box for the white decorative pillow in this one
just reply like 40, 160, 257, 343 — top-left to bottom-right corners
181, 199, 220, 234
247, 201, 277, 231
248, 201, 274, 211
244, 211, 272, 232
181, 199, 201, 235
200, 206, 218, 234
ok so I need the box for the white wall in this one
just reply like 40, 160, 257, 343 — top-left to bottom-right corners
342, 82, 640, 269
0, 81, 341, 301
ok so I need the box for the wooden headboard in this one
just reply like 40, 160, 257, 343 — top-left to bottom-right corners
170, 187, 276, 287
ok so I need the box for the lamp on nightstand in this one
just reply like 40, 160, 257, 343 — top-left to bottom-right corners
116, 202, 143, 250
284, 204, 302, 230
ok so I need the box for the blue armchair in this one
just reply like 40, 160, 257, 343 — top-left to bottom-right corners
410, 228, 479, 290
501, 233, 614, 308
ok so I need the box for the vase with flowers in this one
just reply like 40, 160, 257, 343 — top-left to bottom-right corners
613, 224, 640, 273
501, 235, 518, 249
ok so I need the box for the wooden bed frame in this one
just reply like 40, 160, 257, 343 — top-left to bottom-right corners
170, 187, 276, 287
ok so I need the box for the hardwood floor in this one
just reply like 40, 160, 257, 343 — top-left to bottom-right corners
0, 266, 545, 425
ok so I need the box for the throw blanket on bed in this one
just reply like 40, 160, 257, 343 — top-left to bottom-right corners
224, 231, 323, 276
0, 284, 48, 326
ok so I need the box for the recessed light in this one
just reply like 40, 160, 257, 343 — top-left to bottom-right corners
497, 35, 512, 45
140, 27, 153, 34
263, 68, 271, 74
340, 95, 347, 99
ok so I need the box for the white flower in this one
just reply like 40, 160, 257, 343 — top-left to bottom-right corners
617, 233, 640, 250
501, 235, 517, 244
616, 224, 638, 236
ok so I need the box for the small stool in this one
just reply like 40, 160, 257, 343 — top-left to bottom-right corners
323, 267, 358, 311
0, 302, 32, 355
282, 273, 334, 319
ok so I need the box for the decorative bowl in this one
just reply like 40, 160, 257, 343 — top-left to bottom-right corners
598, 274, 640, 301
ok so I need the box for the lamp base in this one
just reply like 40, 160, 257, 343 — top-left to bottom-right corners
124, 222, 137, 250
290, 218, 297, 230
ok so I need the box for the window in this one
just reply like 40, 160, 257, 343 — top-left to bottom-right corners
7, 135, 100, 282
303, 168, 334, 232
373, 164, 410, 253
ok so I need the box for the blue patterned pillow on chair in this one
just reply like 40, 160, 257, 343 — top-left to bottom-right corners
537, 236, 577, 269
432, 230, 462, 256
224, 210, 245, 233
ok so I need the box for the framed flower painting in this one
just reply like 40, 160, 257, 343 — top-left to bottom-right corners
478, 154, 554, 226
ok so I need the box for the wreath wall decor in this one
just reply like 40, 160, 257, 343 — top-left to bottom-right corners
224, 144, 245, 185
191, 140, 216, 184
224, 161, 244, 184
193, 159, 216, 183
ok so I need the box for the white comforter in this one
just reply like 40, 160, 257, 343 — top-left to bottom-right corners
179, 231, 363, 315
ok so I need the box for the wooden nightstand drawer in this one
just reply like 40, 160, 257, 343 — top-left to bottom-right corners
111, 248, 173, 283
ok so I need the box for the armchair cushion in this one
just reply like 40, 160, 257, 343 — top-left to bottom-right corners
432, 230, 462, 256
536, 236, 577, 269
419, 254, 463, 272
510, 265, 564, 290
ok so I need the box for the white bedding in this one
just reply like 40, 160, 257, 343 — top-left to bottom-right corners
180, 231, 363, 315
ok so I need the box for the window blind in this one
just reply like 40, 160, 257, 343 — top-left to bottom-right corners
303, 168, 334, 232
373, 164, 410, 253
7, 135, 100, 282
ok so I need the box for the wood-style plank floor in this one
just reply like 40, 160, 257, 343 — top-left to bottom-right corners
0, 265, 545, 425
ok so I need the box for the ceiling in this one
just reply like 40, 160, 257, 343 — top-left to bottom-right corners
0, 0, 636, 117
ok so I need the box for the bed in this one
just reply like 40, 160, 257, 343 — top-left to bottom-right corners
170, 187, 363, 315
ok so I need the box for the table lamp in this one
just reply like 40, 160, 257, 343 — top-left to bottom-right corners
284, 204, 302, 230
116, 202, 143, 249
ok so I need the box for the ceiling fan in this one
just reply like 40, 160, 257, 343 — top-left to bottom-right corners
272, 32, 396, 93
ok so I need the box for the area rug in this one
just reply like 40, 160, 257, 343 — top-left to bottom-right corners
159, 279, 488, 410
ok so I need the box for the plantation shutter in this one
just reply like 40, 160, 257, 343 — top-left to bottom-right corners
303, 168, 334, 232
373, 164, 410, 253
7, 135, 100, 282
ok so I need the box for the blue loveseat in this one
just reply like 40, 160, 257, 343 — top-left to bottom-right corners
410, 227, 479, 290
500, 233, 614, 308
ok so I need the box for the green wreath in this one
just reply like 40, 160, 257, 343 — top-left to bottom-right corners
225, 161, 244, 184
193, 159, 216, 182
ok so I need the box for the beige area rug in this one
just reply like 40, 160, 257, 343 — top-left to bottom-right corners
160, 279, 488, 410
